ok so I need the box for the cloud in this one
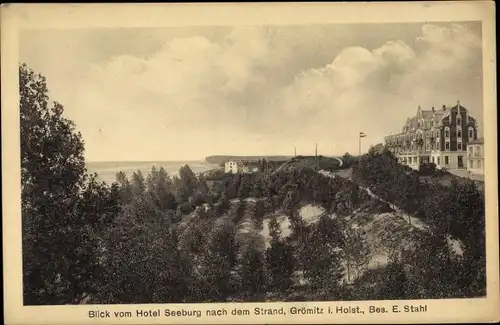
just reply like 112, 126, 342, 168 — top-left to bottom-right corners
267, 23, 483, 154
21, 23, 482, 160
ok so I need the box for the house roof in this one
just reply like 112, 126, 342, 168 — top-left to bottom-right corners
468, 137, 484, 145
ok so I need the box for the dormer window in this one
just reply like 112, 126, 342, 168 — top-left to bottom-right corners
468, 127, 474, 139
457, 125, 462, 138
456, 115, 461, 125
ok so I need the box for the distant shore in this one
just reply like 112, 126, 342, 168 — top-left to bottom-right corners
204, 155, 293, 165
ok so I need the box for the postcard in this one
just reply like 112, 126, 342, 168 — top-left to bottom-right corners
1, 2, 498, 324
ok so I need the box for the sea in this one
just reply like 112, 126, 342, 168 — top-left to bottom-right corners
85, 161, 218, 185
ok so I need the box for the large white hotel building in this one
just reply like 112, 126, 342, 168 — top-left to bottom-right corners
384, 101, 479, 170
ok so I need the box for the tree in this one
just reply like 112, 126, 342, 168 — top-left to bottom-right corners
376, 262, 409, 300
115, 172, 133, 204
282, 188, 300, 218
146, 165, 160, 194
229, 199, 246, 225
268, 217, 282, 240
238, 175, 252, 199
299, 216, 344, 299
156, 167, 177, 211
341, 223, 371, 282
237, 242, 266, 301
20, 64, 114, 304
215, 193, 231, 216
198, 223, 239, 302
253, 200, 266, 229
252, 178, 266, 198
175, 165, 199, 203
401, 232, 462, 299
78, 174, 121, 227
131, 170, 146, 196
97, 214, 187, 304
265, 218, 295, 295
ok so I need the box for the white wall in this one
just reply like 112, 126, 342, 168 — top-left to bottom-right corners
225, 161, 238, 173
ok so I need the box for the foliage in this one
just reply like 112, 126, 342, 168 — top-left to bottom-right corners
418, 162, 437, 176
197, 224, 239, 302
21, 64, 486, 304
352, 150, 486, 298
236, 241, 266, 301
299, 216, 344, 299
265, 218, 295, 295
20, 64, 120, 305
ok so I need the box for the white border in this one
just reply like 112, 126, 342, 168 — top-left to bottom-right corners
2, 2, 498, 324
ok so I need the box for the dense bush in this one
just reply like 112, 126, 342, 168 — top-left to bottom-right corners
352, 148, 486, 296
418, 162, 437, 176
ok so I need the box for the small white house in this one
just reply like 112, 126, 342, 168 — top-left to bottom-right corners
225, 160, 252, 173
225, 161, 239, 173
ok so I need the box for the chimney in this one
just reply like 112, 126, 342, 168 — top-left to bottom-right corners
432, 107, 435, 112
442, 104, 446, 110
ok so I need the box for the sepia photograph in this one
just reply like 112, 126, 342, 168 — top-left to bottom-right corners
2, 2, 498, 324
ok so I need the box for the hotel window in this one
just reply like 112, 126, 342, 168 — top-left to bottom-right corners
478, 160, 482, 169
445, 156, 449, 165
445, 140, 450, 150
469, 160, 474, 168
445, 127, 450, 138
468, 127, 474, 139
457, 142, 462, 151
426, 142, 430, 151
457, 126, 462, 138
437, 157, 441, 165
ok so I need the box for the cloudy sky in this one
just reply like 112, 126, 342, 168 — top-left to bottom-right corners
19, 22, 483, 161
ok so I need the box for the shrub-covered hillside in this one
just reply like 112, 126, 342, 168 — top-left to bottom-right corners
21, 64, 486, 306
352, 147, 486, 298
